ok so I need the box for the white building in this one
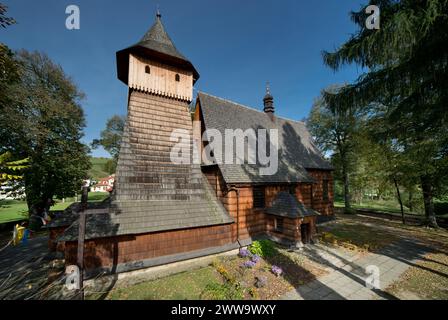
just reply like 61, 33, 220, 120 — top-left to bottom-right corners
91, 174, 115, 193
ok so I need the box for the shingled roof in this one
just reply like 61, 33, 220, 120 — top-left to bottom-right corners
58, 91, 233, 242
116, 12, 199, 85
266, 192, 319, 218
47, 198, 111, 229
58, 189, 232, 241
198, 92, 332, 184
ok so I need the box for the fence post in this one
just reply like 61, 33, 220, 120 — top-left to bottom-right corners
76, 186, 88, 300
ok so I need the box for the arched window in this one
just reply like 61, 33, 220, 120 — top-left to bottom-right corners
175, 73, 180, 82
145, 65, 150, 74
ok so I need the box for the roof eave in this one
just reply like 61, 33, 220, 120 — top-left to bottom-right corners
116, 46, 200, 85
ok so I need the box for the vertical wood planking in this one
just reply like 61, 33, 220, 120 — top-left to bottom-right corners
128, 54, 193, 101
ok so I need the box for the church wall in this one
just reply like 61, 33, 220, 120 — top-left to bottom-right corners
63, 224, 235, 272
200, 169, 332, 245
307, 169, 334, 216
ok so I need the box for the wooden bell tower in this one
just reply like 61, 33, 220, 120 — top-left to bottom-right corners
116, 11, 199, 102
113, 11, 205, 202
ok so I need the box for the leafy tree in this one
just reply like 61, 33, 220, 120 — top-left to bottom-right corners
91, 115, 125, 172
348, 133, 388, 203
0, 3, 15, 29
0, 43, 20, 109
0, 50, 90, 216
308, 85, 366, 213
322, 0, 448, 227
0, 152, 28, 183
103, 158, 117, 175
0, 152, 28, 200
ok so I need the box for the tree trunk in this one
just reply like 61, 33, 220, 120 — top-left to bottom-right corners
421, 175, 438, 228
24, 178, 38, 217
43, 197, 52, 215
341, 157, 352, 214
393, 177, 405, 224
408, 190, 413, 212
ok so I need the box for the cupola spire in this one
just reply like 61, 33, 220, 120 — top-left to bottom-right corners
116, 10, 200, 85
263, 82, 275, 115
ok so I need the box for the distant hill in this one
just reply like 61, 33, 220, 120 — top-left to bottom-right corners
89, 157, 111, 181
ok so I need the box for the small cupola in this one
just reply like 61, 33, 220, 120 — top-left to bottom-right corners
263, 83, 275, 115
116, 9, 199, 86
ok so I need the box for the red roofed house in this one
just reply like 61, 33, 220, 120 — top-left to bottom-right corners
91, 174, 115, 193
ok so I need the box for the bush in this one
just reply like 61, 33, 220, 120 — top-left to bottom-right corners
271, 265, 283, 277
241, 260, 256, 269
434, 201, 448, 216
201, 282, 244, 300
238, 248, 251, 258
248, 240, 276, 258
251, 254, 261, 263
206, 260, 244, 300
212, 261, 236, 284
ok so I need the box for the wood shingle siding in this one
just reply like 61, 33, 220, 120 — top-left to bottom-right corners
197, 92, 333, 184
58, 91, 233, 242
64, 224, 235, 272
128, 55, 193, 101
308, 169, 334, 216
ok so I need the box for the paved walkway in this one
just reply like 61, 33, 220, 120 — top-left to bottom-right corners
282, 239, 434, 300
0, 236, 59, 299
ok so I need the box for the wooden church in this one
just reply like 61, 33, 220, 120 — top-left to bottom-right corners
50, 12, 334, 275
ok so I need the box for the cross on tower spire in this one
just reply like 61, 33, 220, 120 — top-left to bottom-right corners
263, 82, 275, 115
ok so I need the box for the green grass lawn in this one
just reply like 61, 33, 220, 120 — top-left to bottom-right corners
89, 240, 328, 300
0, 200, 29, 224
0, 192, 110, 224
95, 267, 222, 300
334, 198, 411, 214
89, 157, 112, 181
87, 192, 110, 202
335, 198, 448, 219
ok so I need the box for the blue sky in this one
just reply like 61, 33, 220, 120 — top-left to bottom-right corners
2, 0, 366, 158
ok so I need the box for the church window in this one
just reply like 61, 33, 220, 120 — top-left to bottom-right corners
253, 186, 265, 209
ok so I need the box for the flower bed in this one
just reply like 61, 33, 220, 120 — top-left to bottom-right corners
206, 241, 327, 299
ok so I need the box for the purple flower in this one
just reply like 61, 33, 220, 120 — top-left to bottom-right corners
242, 260, 256, 269
251, 254, 261, 263
271, 265, 283, 276
239, 248, 251, 258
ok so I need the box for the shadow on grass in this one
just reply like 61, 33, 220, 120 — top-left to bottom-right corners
263, 245, 346, 300
376, 239, 448, 279
329, 216, 448, 278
